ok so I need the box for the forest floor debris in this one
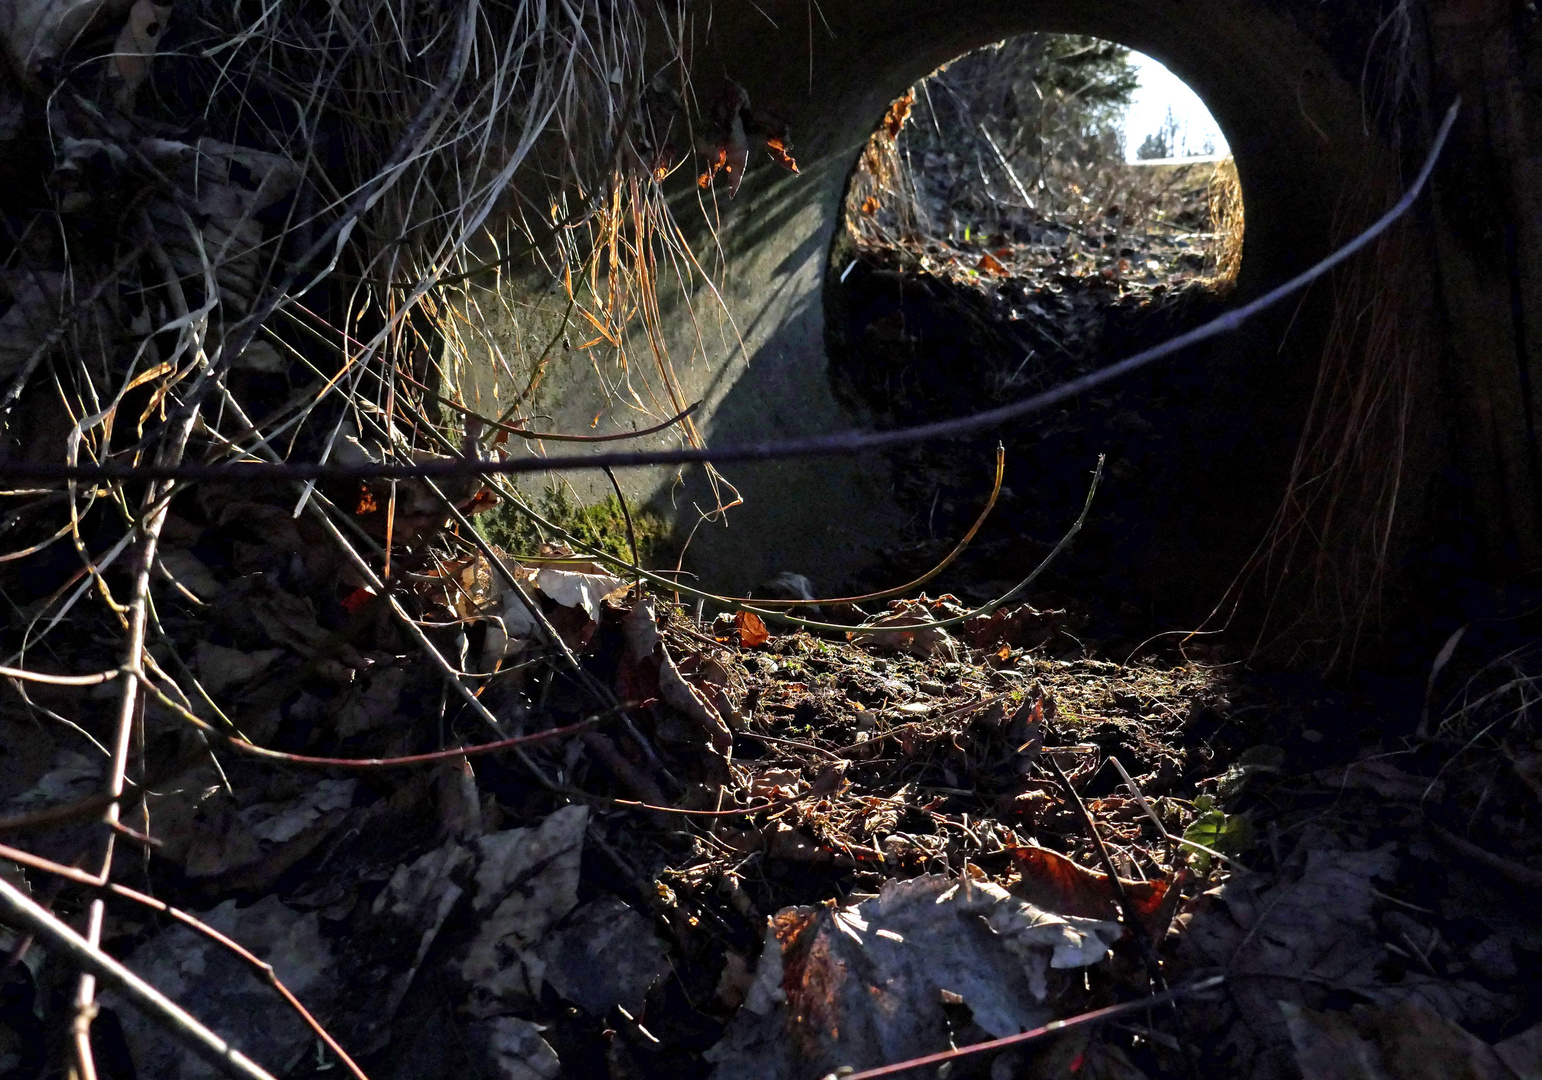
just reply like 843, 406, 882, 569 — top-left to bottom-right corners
2, 500, 1539, 1080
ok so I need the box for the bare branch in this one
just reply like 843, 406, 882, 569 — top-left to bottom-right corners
0, 876, 279, 1080
0, 100, 1458, 487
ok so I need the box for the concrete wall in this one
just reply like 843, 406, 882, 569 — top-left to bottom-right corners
510, 0, 1459, 601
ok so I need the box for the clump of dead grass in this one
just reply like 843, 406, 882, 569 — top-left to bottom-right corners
1204, 156, 1244, 287
0, 5, 725, 1066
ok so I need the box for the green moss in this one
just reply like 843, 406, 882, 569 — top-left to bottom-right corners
477, 483, 672, 567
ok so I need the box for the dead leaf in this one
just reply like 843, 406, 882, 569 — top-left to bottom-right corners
715, 951, 754, 1009
1177, 846, 1516, 1080
624, 600, 732, 755
243, 778, 356, 843
1495, 1019, 1542, 1080
1365, 1002, 1512, 1080
978, 251, 1008, 275
1280, 1001, 1390, 1080
3, 0, 114, 85
1314, 760, 1441, 802
532, 566, 626, 622
849, 596, 965, 659
748, 768, 803, 799
0, 271, 99, 377
4, 750, 101, 810
704, 874, 1120, 1080
763, 135, 798, 173
329, 665, 406, 738
734, 609, 770, 647
1008, 843, 1171, 939
330, 840, 473, 1054
110, 1, 172, 109
540, 897, 669, 1015
157, 548, 220, 602
962, 603, 1066, 651
110, 896, 336, 1080
469, 1017, 562, 1080
461, 805, 588, 1016
194, 641, 285, 697
1282, 1000, 1512, 1080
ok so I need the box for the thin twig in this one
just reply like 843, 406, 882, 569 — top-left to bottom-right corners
0, 876, 278, 1080
0, 666, 121, 686
0, 846, 368, 1080
0, 99, 1459, 487
1045, 756, 1167, 988
836, 976, 1226, 1080
602, 464, 641, 588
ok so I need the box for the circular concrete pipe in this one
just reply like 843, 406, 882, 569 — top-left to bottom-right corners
538, 0, 1402, 609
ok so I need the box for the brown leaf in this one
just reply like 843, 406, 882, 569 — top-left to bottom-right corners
697, 144, 726, 189
734, 610, 770, 647
962, 603, 1065, 650
764, 135, 798, 174
461, 486, 499, 516
1008, 843, 1170, 936
879, 89, 914, 139
1282, 1000, 1512, 1080
978, 252, 1008, 276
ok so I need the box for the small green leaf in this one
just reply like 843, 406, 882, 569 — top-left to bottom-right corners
1183, 809, 1253, 874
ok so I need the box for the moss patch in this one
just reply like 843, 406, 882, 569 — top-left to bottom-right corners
477, 483, 672, 567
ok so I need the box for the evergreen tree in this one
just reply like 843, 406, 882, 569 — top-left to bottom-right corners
886, 33, 1140, 235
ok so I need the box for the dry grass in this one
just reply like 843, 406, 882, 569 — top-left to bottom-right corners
0, 8, 727, 1064
0, 0, 727, 628
1214, 216, 1425, 669
1204, 157, 1244, 288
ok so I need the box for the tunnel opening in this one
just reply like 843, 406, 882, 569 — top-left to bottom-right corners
823, 35, 1262, 646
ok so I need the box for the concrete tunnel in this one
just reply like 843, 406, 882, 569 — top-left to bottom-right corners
514, 0, 1537, 632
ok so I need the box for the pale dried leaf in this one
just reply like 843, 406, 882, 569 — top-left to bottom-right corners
109, 0, 170, 107
4, 749, 101, 809
1280, 1001, 1391, 1080
110, 896, 335, 1080
1495, 1020, 1542, 1080
331, 841, 473, 1054
706, 873, 1119, 1080
533, 566, 626, 622
243, 778, 356, 843
850, 598, 962, 660
2, 0, 123, 82
471, 1017, 562, 1080
158, 548, 221, 602
462, 805, 588, 1016
195, 641, 284, 696
331, 665, 405, 737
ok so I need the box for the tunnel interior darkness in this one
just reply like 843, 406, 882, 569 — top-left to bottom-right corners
818, 36, 1259, 626
626, 0, 1406, 623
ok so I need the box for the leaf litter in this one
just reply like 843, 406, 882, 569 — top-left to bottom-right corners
4, 485, 1539, 1080
0, 13, 1533, 1075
